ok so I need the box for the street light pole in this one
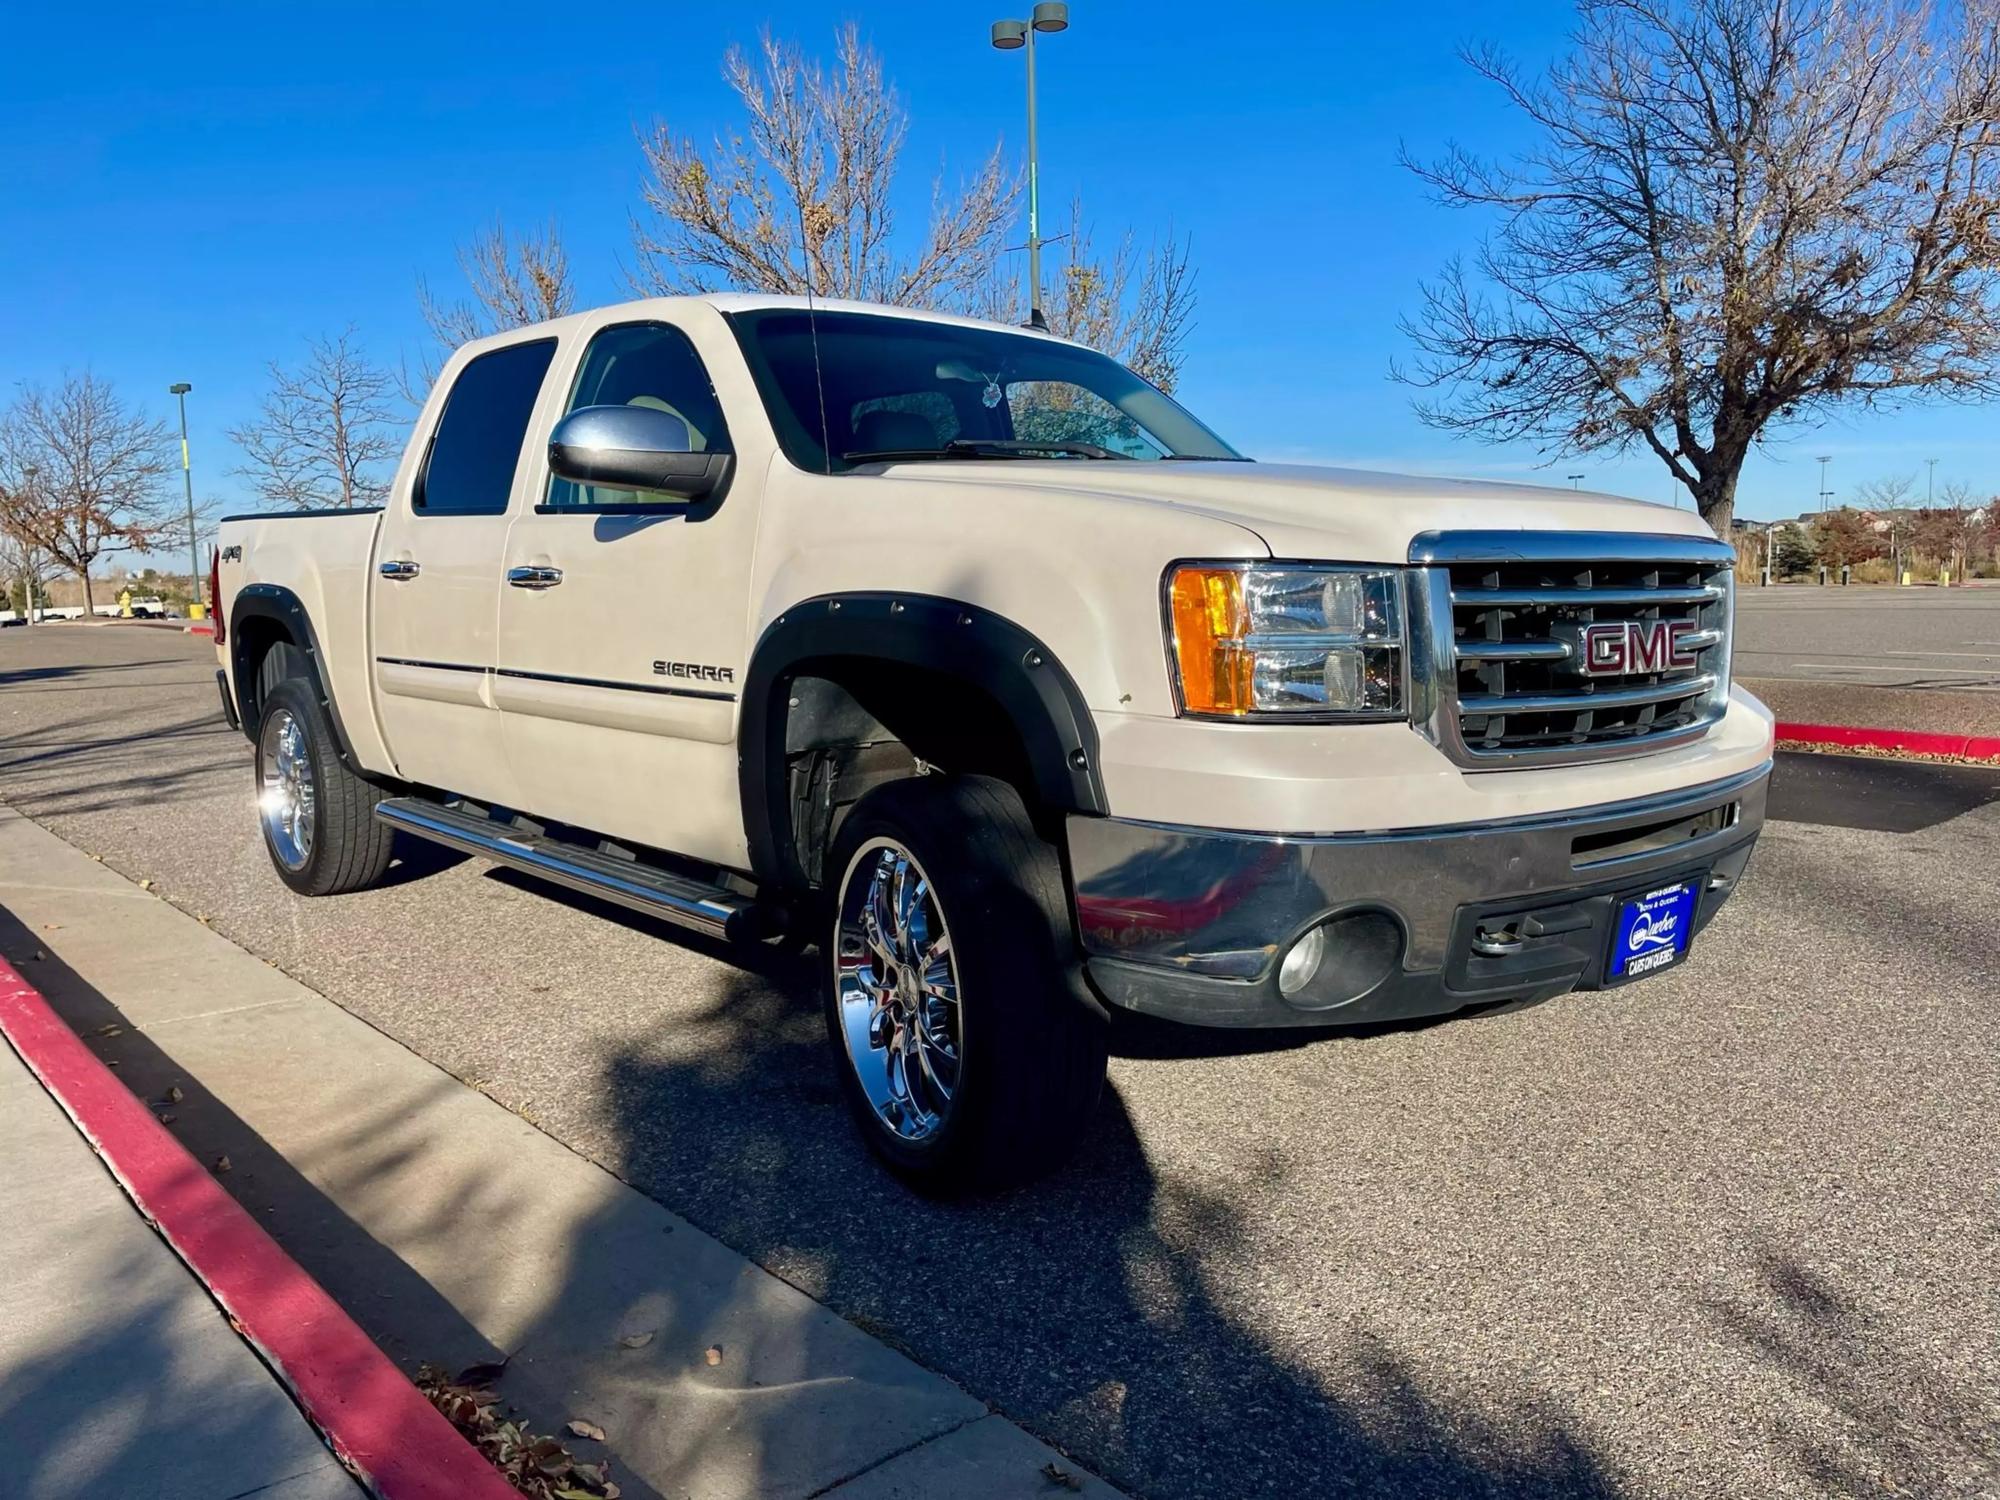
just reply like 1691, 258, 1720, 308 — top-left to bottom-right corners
991, 3, 1070, 331
169, 383, 200, 619
20, 463, 40, 624
1816, 454, 1832, 513
1566, 473, 1584, 489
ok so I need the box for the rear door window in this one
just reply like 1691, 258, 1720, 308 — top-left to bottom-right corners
417, 339, 557, 516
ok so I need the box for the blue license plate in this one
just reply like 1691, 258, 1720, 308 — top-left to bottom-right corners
1608, 880, 1699, 983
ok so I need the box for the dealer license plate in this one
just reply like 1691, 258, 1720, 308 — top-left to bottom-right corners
1607, 880, 1699, 984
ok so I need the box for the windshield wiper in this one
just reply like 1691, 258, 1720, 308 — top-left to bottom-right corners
841, 438, 1135, 464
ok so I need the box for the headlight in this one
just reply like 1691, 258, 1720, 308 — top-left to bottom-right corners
1166, 563, 1405, 719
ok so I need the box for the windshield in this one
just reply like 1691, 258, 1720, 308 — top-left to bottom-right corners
726, 308, 1243, 474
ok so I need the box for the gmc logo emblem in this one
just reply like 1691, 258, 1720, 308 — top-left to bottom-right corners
1579, 620, 1700, 676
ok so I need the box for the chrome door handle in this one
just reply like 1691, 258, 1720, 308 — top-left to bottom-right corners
506, 565, 564, 590
379, 559, 420, 580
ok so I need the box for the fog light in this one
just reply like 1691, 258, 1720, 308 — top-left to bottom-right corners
1277, 925, 1328, 997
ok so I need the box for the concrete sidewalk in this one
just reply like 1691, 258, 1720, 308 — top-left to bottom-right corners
0, 804, 1121, 1500
0, 1034, 358, 1500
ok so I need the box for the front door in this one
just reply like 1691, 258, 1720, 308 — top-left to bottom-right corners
371, 336, 558, 807
493, 317, 760, 870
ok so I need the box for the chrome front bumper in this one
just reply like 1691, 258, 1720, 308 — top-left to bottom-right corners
1067, 763, 1769, 1028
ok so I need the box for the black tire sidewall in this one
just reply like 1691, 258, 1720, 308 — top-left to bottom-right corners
823, 776, 1105, 1191
255, 677, 341, 895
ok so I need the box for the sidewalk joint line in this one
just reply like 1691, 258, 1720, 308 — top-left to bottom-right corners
213, 1456, 349, 1500
800, 1412, 988, 1499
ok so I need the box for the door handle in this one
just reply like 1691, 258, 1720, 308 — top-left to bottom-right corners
506, 565, 564, 590
379, 559, 420, 580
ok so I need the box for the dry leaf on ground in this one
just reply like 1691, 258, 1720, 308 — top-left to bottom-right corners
415, 1364, 619, 1499
566, 1419, 605, 1442
617, 1332, 654, 1350
704, 1345, 723, 1366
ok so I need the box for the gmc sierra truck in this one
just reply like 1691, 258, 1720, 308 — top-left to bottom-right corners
212, 294, 1772, 1189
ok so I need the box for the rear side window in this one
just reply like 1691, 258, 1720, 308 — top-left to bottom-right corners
417, 339, 557, 516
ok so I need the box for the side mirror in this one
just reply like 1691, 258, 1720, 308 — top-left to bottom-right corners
548, 405, 731, 501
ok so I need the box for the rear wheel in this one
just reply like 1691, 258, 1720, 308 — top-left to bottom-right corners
825, 775, 1107, 1191
253, 653, 394, 896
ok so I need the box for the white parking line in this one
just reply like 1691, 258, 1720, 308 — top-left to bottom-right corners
1793, 663, 2000, 677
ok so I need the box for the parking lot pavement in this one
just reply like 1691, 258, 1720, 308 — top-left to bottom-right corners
1736, 585, 2000, 690
4, 624, 1998, 1500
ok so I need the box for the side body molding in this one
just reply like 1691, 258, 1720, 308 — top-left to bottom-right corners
738, 593, 1108, 888
228, 583, 363, 771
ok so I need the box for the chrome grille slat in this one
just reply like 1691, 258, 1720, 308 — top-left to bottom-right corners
1449, 584, 1722, 607
1459, 673, 1715, 716
1406, 530, 1736, 770
1455, 639, 1574, 662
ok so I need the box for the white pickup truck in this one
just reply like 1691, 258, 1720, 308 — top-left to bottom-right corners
213, 294, 1773, 1188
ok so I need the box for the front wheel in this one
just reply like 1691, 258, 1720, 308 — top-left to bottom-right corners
825, 776, 1108, 1191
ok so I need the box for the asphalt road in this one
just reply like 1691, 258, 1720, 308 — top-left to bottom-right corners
3, 625, 1997, 1500
1736, 586, 2000, 690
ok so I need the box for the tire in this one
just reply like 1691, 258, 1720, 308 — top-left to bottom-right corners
253, 650, 394, 896
824, 775, 1108, 1191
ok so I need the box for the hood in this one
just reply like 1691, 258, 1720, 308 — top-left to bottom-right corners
867, 460, 1716, 560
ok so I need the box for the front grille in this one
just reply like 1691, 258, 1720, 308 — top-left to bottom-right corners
1409, 531, 1735, 768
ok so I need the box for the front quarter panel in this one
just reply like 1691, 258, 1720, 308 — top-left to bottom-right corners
748, 464, 1271, 719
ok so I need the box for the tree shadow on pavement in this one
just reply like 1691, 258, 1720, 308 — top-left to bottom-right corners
0, 1229, 357, 1500
0, 707, 242, 819
578, 957, 1622, 1500
398, 864, 1624, 1496
1701, 1253, 2000, 1500
0, 907, 512, 1488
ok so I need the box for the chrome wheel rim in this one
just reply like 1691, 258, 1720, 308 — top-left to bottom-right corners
258, 707, 315, 871
833, 840, 962, 1144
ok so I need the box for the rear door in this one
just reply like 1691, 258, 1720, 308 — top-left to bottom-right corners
371, 336, 558, 806
493, 314, 760, 869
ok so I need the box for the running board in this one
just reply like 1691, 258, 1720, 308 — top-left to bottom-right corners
375, 797, 763, 942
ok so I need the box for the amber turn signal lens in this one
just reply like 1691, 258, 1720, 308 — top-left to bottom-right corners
1169, 566, 1254, 714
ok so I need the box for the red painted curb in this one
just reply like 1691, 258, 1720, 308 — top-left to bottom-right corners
0, 957, 518, 1500
1775, 720, 2000, 762
185, 622, 215, 636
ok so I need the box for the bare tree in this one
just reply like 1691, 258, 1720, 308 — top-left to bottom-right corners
0, 374, 173, 615
0, 526, 61, 621
632, 26, 1199, 383
410, 218, 575, 398
1400, 0, 2000, 537
230, 328, 401, 510
978, 203, 1199, 392
1854, 472, 1917, 511
632, 24, 1017, 308
1936, 478, 1987, 577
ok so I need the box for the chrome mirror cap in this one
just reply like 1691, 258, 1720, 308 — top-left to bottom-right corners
547, 405, 730, 501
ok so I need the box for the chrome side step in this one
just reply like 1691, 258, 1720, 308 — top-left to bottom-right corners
375, 797, 762, 942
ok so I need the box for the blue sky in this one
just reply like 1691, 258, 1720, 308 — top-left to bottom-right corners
5, 0, 1995, 526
